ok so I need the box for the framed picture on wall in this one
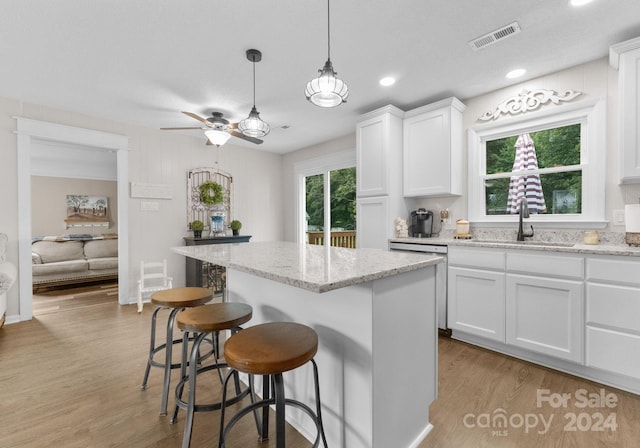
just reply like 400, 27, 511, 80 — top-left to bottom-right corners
64, 195, 109, 226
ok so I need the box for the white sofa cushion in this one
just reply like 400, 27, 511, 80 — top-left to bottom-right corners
32, 241, 85, 264
87, 257, 118, 270
32, 259, 88, 276
83, 239, 118, 259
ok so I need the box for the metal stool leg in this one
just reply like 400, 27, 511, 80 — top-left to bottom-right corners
181, 331, 209, 448
312, 359, 329, 448
141, 306, 162, 390
273, 373, 286, 448
160, 307, 181, 415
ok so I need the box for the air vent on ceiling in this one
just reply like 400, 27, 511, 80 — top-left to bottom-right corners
469, 22, 521, 50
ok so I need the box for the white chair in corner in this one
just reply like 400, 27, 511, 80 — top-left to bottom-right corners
137, 260, 172, 313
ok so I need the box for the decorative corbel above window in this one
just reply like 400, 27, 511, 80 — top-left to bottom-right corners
478, 88, 583, 122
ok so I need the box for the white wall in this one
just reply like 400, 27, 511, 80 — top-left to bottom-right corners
0, 97, 284, 319
414, 57, 640, 232
31, 176, 118, 236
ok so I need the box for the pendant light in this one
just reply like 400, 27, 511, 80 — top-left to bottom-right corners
238, 49, 270, 138
305, 0, 349, 107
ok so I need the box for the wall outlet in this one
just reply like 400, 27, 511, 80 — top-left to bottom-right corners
613, 209, 625, 226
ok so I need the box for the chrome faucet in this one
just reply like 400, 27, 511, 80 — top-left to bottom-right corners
517, 198, 534, 241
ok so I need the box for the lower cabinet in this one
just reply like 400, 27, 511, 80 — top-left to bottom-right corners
506, 274, 583, 363
585, 256, 640, 379
448, 266, 505, 342
447, 246, 640, 394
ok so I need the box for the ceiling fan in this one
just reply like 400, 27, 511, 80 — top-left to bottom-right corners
161, 111, 263, 146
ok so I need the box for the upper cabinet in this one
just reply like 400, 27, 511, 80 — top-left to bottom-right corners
610, 36, 640, 183
403, 97, 466, 197
356, 105, 404, 198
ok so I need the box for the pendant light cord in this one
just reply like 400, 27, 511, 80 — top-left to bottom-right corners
252, 57, 256, 108
327, 0, 331, 61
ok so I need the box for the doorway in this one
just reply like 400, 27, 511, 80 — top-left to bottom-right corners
16, 118, 129, 322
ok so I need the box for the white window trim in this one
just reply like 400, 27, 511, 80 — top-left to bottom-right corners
293, 150, 356, 244
468, 98, 607, 229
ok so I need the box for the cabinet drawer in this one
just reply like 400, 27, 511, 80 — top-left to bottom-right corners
507, 252, 583, 279
586, 257, 640, 286
586, 326, 640, 379
448, 248, 505, 270
586, 283, 640, 332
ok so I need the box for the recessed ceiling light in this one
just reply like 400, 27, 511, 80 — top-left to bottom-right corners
379, 77, 396, 87
506, 68, 526, 79
570, 0, 594, 6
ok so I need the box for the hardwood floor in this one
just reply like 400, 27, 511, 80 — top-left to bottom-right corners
32, 281, 119, 315
1, 288, 639, 448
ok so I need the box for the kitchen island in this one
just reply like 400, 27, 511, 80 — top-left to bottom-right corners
172, 241, 443, 448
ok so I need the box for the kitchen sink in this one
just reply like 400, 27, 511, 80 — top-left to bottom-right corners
471, 239, 575, 248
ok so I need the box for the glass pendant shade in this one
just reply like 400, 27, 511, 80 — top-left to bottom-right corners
305, 59, 349, 107
238, 106, 270, 138
204, 129, 231, 146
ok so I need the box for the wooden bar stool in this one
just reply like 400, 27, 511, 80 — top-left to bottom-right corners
218, 322, 328, 448
140, 287, 213, 415
171, 302, 254, 448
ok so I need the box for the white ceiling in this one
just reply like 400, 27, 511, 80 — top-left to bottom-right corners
1, 0, 639, 154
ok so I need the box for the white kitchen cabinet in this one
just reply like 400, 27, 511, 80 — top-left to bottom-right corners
506, 274, 584, 363
585, 256, 640, 379
403, 97, 466, 197
355, 105, 409, 249
448, 266, 505, 342
448, 247, 505, 342
356, 196, 389, 251
356, 105, 404, 198
610, 36, 640, 183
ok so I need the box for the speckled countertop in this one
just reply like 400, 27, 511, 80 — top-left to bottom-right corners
389, 236, 640, 257
172, 241, 443, 293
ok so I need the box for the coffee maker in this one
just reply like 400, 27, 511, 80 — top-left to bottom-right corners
410, 208, 434, 237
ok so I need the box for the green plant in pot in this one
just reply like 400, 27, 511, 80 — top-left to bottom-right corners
191, 220, 204, 238
230, 220, 242, 236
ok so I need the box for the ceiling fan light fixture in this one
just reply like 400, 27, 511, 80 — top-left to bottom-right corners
204, 129, 231, 147
305, 59, 349, 107
240, 49, 270, 138
305, 0, 348, 108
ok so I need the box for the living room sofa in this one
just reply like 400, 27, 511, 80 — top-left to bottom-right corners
32, 235, 118, 290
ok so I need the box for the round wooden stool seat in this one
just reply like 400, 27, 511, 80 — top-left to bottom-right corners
224, 322, 318, 375
151, 286, 212, 308
219, 322, 327, 448
177, 302, 252, 333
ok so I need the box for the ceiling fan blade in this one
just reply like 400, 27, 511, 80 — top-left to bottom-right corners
206, 139, 214, 146
230, 130, 263, 145
182, 111, 208, 124
160, 126, 203, 130
228, 122, 239, 130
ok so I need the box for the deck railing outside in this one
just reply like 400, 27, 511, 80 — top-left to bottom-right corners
307, 231, 356, 248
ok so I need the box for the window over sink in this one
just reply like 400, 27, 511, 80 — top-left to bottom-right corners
468, 98, 606, 227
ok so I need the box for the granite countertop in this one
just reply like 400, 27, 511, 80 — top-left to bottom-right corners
172, 241, 443, 293
389, 236, 640, 257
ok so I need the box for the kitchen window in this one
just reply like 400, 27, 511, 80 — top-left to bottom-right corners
468, 98, 606, 227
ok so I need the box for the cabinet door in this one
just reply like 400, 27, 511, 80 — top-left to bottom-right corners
357, 114, 388, 197
403, 107, 451, 197
448, 266, 505, 342
356, 196, 389, 250
506, 274, 584, 363
613, 38, 640, 183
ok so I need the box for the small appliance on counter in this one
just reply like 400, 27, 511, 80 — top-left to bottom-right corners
454, 219, 472, 239
409, 208, 442, 238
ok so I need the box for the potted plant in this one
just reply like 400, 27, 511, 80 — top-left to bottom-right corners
190, 220, 204, 238
230, 220, 242, 236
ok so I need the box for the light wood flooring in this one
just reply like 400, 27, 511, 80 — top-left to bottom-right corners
1, 285, 639, 448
